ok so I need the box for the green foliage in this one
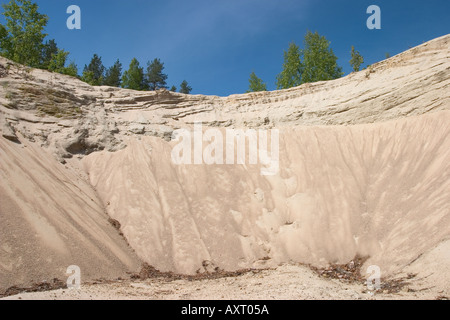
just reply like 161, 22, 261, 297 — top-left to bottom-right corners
1, 0, 48, 67
63, 61, 78, 77
146, 58, 167, 90
40, 39, 57, 69
81, 70, 95, 85
170, 85, 176, 92
0, 23, 9, 55
179, 80, 192, 94
350, 45, 364, 72
81, 54, 104, 86
104, 59, 122, 87
275, 32, 342, 89
276, 42, 302, 89
122, 58, 146, 90
46, 49, 78, 77
247, 71, 267, 92
301, 31, 343, 83
48, 49, 68, 73
0, 23, 6, 39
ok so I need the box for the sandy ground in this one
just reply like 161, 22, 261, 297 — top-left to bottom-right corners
2, 264, 447, 300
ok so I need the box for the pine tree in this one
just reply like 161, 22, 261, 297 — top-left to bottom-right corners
247, 71, 267, 92
349, 45, 364, 72
40, 39, 58, 69
81, 54, 105, 86
63, 61, 78, 77
0, 24, 7, 44
48, 49, 68, 73
146, 58, 168, 90
104, 59, 122, 87
81, 71, 95, 86
0, 24, 8, 58
1, 0, 49, 67
179, 80, 192, 94
122, 58, 146, 90
276, 42, 302, 89
47, 49, 78, 77
301, 31, 343, 83
170, 85, 177, 92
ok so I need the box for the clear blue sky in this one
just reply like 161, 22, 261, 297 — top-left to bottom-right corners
2, 0, 449, 96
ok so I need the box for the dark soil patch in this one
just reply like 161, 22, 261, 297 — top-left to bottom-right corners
0, 278, 66, 298
130, 262, 266, 282
309, 255, 417, 294
108, 218, 121, 230
309, 255, 369, 283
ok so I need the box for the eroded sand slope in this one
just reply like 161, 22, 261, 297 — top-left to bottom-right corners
83, 111, 449, 278
0, 136, 141, 291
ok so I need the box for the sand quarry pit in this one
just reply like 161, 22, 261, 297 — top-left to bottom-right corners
0, 35, 449, 300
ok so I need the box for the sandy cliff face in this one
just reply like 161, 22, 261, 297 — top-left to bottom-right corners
0, 34, 449, 292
